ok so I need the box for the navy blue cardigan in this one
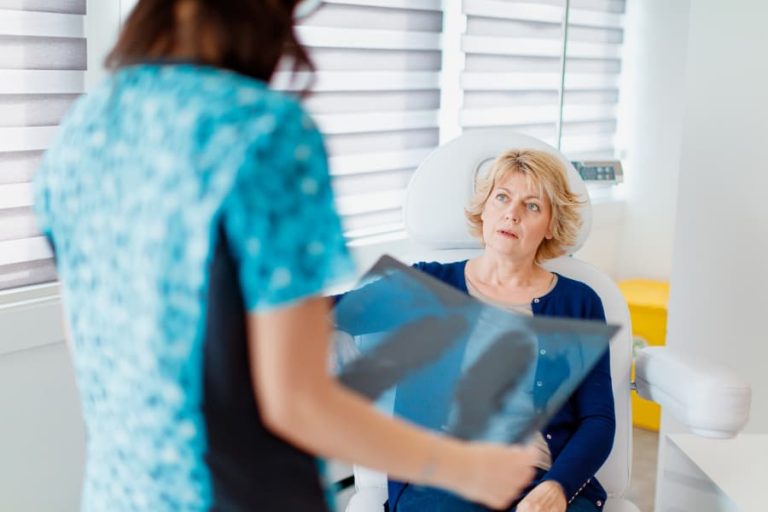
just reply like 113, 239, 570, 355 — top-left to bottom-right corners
388, 260, 615, 511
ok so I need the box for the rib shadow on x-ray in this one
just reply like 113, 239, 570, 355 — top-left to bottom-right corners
338, 314, 469, 401
448, 331, 536, 440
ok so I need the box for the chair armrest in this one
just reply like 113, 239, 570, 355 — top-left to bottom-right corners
344, 466, 388, 512
634, 347, 751, 438
353, 465, 388, 490
344, 487, 387, 512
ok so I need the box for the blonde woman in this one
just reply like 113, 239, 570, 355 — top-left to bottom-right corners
391, 150, 615, 512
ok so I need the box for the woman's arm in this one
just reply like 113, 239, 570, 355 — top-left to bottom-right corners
249, 295, 537, 510
540, 351, 615, 501
539, 290, 616, 502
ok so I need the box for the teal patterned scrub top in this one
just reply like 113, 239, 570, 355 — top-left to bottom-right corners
34, 64, 355, 511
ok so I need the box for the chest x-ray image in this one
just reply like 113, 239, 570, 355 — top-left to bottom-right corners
332, 255, 618, 444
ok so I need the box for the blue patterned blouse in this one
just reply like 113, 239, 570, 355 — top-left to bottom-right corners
34, 64, 355, 511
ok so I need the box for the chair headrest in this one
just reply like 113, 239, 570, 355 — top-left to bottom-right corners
403, 129, 592, 255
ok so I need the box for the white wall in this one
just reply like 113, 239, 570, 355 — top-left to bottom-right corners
574, 192, 625, 277
655, 2, 768, 508
664, 0, 768, 433
0, 288, 83, 511
610, 0, 691, 281
567, 0, 692, 282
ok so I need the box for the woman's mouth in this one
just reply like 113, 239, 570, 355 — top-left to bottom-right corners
498, 229, 519, 239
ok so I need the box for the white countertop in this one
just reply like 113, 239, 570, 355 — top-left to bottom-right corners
668, 433, 768, 512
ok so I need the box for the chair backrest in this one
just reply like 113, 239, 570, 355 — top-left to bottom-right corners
401, 129, 633, 498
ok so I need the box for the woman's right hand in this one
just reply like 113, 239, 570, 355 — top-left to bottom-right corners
433, 442, 537, 510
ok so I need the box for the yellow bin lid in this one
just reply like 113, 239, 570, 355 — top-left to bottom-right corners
618, 279, 670, 309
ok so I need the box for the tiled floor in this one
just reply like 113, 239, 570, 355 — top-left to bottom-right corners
334, 427, 660, 512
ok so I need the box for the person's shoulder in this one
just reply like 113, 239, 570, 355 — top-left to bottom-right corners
168, 66, 321, 158
204, 68, 307, 119
225, 73, 305, 119
413, 260, 467, 282
145, 64, 309, 128
553, 273, 602, 304
413, 260, 466, 272
53, 73, 117, 130
220, 74, 319, 145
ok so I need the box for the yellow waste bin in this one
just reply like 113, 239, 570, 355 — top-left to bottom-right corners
618, 279, 670, 432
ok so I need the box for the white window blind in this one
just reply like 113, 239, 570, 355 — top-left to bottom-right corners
563, 0, 625, 159
460, 0, 625, 158
4, 0, 627, 291
280, 0, 444, 243
0, 0, 86, 291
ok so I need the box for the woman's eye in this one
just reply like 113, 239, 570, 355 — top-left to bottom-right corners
526, 203, 540, 212
494, 193, 509, 202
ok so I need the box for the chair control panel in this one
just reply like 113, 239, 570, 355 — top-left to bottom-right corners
571, 160, 624, 183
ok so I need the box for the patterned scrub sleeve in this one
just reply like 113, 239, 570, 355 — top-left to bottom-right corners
221, 100, 355, 311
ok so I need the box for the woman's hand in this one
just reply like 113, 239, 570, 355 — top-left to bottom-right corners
515, 480, 567, 512
443, 443, 537, 510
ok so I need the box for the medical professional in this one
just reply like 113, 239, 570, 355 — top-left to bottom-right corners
33, 1, 535, 510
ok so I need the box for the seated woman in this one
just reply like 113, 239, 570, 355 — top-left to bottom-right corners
390, 149, 615, 512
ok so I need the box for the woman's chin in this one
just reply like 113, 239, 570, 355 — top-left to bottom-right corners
485, 241, 536, 261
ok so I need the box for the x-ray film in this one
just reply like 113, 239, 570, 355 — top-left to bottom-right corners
332, 255, 618, 444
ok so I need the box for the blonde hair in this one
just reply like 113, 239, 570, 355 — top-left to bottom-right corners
465, 149, 583, 262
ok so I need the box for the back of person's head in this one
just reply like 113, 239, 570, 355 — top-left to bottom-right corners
106, 0, 312, 83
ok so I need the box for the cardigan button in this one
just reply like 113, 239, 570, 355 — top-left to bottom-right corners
546, 434, 552, 440
596, 500, 603, 507
533, 298, 540, 303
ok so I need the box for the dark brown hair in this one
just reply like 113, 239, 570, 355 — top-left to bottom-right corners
105, 0, 314, 84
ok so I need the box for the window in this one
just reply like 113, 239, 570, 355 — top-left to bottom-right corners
564, 0, 625, 159
293, 0, 626, 246
285, 0, 444, 244
459, 0, 625, 159
6, 0, 626, 291
0, 0, 86, 291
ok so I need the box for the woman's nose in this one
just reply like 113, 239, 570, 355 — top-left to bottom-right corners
504, 203, 522, 222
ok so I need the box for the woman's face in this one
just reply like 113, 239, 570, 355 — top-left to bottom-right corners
480, 171, 553, 261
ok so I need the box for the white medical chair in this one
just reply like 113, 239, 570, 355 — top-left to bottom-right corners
343, 130, 751, 512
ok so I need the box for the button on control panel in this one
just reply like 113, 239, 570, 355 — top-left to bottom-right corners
571, 160, 624, 183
